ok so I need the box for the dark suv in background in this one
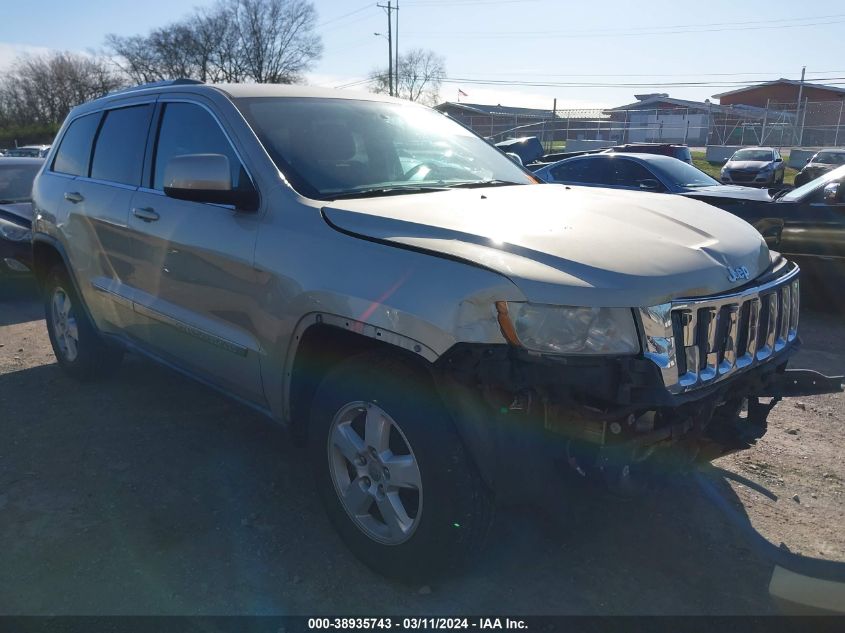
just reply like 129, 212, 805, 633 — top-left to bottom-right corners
605, 142, 692, 164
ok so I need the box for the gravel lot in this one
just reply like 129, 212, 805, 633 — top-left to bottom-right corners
1, 279, 842, 615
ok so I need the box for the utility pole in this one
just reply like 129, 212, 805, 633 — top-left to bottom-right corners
376, 2, 394, 96
795, 66, 805, 147
394, 0, 400, 97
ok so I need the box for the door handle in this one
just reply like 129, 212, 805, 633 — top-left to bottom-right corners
132, 207, 160, 222
64, 191, 84, 203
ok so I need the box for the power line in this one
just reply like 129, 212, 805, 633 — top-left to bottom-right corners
404, 0, 539, 5
317, 3, 375, 28
333, 72, 845, 90
412, 11, 845, 33
440, 76, 845, 89
405, 15, 845, 39
442, 70, 845, 78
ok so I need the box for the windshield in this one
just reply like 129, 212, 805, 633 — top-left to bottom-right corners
235, 97, 533, 199
814, 152, 845, 165
0, 163, 41, 202
658, 159, 720, 188
781, 163, 845, 201
730, 149, 774, 162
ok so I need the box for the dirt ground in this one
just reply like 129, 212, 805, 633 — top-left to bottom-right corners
0, 279, 842, 615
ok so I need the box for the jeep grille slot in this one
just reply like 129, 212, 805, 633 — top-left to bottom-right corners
639, 265, 800, 394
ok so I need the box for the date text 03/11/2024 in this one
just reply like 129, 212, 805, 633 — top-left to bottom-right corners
306, 617, 528, 630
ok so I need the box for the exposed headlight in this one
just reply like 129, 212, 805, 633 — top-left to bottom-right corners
496, 302, 640, 355
0, 219, 31, 242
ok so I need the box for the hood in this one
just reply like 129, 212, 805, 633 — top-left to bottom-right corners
680, 185, 773, 201
322, 184, 771, 307
0, 201, 33, 226
725, 160, 772, 171
803, 163, 835, 174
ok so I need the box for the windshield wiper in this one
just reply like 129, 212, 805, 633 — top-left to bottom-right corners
446, 179, 525, 189
328, 185, 450, 200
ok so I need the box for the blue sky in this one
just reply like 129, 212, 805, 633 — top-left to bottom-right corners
1, 0, 844, 109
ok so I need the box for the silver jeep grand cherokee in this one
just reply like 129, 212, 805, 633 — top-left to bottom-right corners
30, 80, 836, 579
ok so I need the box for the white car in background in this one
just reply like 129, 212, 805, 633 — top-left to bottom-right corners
3, 145, 51, 158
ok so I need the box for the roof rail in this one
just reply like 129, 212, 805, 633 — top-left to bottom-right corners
107, 78, 205, 97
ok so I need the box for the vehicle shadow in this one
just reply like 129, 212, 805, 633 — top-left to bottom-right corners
0, 355, 779, 615
0, 276, 41, 326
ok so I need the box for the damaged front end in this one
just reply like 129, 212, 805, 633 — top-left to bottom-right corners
435, 262, 842, 499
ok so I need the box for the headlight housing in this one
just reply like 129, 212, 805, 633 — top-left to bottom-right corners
0, 219, 31, 242
496, 301, 640, 355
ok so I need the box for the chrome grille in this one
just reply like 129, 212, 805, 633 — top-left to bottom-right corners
638, 265, 799, 393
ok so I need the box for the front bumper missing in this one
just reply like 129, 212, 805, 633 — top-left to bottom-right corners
436, 342, 842, 497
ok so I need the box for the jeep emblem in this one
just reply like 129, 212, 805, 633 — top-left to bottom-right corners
727, 265, 750, 283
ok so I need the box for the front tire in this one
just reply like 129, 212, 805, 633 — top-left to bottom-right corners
308, 351, 493, 580
43, 266, 123, 380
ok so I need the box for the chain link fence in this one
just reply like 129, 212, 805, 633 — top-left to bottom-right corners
449, 100, 845, 152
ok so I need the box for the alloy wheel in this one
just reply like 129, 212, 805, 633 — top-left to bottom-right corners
51, 286, 79, 362
327, 401, 423, 545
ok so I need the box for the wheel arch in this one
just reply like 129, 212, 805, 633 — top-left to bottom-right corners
32, 235, 70, 289
284, 315, 438, 445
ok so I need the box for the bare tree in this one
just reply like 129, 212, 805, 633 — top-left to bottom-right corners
370, 49, 446, 106
0, 52, 124, 127
106, 0, 322, 85
230, 0, 323, 83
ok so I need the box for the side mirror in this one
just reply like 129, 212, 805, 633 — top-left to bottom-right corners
163, 153, 258, 211
639, 178, 662, 192
505, 152, 523, 166
823, 182, 841, 204
774, 157, 783, 163
805, 157, 812, 164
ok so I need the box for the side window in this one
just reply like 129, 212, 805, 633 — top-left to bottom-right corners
52, 113, 100, 176
152, 102, 251, 192
90, 104, 154, 186
611, 159, 662, 189
550, 158, 607, 184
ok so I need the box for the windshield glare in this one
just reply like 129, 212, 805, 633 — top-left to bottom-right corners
659, 159, 719, 188
781, 163, 845, 201
0, 164, 41, 202
730, 149, 774, 162
814, 152, 845, 165
236, 97, 533, 199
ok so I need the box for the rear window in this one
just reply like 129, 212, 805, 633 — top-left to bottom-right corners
90, 105, 154, 186
52, 114, 100, 176
549, 157, 608, 184
0, 163, 41, 202
673, 147, 692, 163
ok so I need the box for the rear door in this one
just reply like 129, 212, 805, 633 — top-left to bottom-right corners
46, 103, 154, 334
123, 98, 265, 403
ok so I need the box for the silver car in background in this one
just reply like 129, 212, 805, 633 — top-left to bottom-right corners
721, 147, 785, 186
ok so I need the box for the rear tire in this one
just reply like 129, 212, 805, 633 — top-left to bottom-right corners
43, 265, 123, 380
308, 351, 493, 581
